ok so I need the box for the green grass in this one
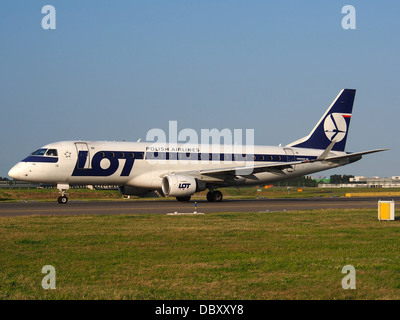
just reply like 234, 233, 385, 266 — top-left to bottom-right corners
0, 188, 122, 202
1, 209, 400, 299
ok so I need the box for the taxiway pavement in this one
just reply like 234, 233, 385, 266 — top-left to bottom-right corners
0, 197, 398, 217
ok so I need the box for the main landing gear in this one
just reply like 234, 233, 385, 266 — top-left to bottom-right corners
57, 184, 69, 204
174, 190, 223, 202
207, 190, 223, 202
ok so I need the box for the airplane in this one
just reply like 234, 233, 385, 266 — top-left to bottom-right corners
8, 89, 387, 204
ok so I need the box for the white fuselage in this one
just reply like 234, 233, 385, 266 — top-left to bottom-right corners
8, 140, 348, 190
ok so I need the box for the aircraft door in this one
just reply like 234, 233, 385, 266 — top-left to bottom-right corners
284, 148, 295, 172
75, 142, 90, 169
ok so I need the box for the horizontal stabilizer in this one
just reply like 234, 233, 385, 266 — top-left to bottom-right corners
316, 148, 389, 163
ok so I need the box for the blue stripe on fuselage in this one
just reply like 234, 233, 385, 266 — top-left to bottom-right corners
22, 156, 58, 163
145, 152, 318, 162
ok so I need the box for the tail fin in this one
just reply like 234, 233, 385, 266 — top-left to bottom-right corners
287, 89, 356, 152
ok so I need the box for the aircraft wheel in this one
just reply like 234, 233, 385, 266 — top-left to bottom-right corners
58, 196, 68, 204
176, 196, 191, 201
207, 190, 223, 202
213, 191, 223, 202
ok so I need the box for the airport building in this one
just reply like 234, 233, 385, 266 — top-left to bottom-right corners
319, 176, 400, 188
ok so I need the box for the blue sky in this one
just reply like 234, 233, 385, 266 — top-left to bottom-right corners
1, 1, 399, 178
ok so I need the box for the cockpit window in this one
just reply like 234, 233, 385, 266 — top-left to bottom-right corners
46, 149, 58, 157
30, 148, 58, 157
31, 149, 48, 156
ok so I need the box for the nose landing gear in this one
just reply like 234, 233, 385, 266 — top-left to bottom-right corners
57, 184, 69, 204
58, 195, 68, 204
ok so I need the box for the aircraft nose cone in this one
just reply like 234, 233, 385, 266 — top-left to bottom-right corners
8, 164, 22, 180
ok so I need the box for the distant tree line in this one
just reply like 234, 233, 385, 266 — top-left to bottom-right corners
0, 177, 10, 181
329, 174, 354, 184
277, 174, 354, 187
277, 176, 318, 187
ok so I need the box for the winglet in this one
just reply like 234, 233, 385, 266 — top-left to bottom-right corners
317, 140, 336, 160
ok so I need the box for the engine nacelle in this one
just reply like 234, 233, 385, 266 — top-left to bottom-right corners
118, 186, 160, 198
162, 175, 205, 197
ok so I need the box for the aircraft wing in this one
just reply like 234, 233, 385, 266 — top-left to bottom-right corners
172, 160, 306, 183
168, 148, 388, 183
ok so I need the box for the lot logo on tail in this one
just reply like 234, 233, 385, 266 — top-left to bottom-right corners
324, 113, 351, 142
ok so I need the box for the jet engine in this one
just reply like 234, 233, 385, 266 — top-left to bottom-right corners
161, 175, 206, 197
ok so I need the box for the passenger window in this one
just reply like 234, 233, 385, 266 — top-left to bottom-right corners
46, 149, 58, 157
